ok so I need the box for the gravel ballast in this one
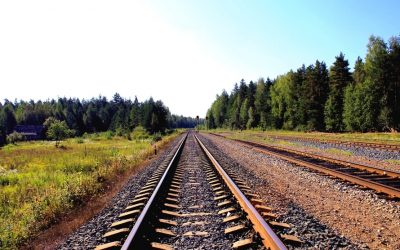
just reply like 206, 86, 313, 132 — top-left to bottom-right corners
200, 133, 400, 249
261, 137, 400, 173
281, 138, 400, 161
156, 134, 239, 249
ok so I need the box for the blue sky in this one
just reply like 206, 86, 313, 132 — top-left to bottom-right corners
150, 0, 399, 76
0, 1, 399, 117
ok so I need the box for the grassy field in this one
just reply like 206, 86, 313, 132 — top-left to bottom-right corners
0, 130, 179, 249
207, 128, 400, 145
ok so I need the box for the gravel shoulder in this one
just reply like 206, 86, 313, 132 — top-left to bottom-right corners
201, 133, 400, 249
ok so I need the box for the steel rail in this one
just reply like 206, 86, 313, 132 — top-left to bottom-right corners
218, 136, 400, 199
121, 134, 188, 250
195, 135, 287, 250
210, 133, 400, 178
267, 134, 400, 152
240, 139, 400, 179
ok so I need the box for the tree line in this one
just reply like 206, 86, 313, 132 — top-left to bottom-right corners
206, 35, 400, 132
0, 93, 197, 146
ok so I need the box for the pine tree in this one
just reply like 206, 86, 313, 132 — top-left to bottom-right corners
206, 109, 215, 129
239, 98, 249, 129
247, 81, 257, 109
230, 95, 241, 129
0, 110, 6, 146
294, 65, 307, 129
364, 36, 390, 130
302, 61, 329, 131
254, 78, 269, 129
324, 53, 352, 131
343, 58, 365, 131
246, 107, 255, 129
388, 36, 400, 131
130, 96, 141, 129
0, 103, 17, 134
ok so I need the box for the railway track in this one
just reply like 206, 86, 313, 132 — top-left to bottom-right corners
95, 132, 300, 250
210, 133, 400, 199
266, 134, 400, 152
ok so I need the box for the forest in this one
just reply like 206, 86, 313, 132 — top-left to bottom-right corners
206, 35, 400, 133
0, 93, 198, 146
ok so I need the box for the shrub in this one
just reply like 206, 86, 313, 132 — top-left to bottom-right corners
75, 138, 84, 144
152, 132, 162, 143
46, 120, 74, 147
6, 132, 25, 144
131, 126, 151, 140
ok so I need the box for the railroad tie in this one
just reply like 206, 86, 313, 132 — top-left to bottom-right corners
138, 187, 154, 194
218, 207, 236, 215
170, 184, 180, 189
215, 190, 226, 196
118, 209, 140, 219
209, 179, 219, 184
217, 200, 232, 207
155, 228, 176, 237
223, 214, 241, 223
164, 203, 181, 209
159, 218, 178, 226
250, 198, 264, 205
232, 238, 253, 249
130, 197, 148, 204
269, 221, 291, 229
210, 182, 221, 188
111, 218, 135, 228
181, 221, 208, 226
103, 228, 130, 239
214, 194, 229, 201
151, 242, 173, 250
134, 192, 150, 199
125, 202, 144, 211
262, 212, 278, 219
280, 234, 304, 244
166, 197, 179, 203
94, 241, 121, 250
212, 186, 223, 192
244, 192, 260, 198
182, 231, 209, 237
225, 224, 246, 234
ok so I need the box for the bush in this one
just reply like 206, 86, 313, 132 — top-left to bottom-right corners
6, 132, 25, 144
152, 132, 162, 143
104, 131, 114, 140
46, 120, 74, 147
131, 126, 151, 140
75, 138, 84, 144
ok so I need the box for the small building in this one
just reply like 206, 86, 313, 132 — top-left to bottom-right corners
14, 125, 45, 140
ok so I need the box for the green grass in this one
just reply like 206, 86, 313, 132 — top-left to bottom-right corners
0, 131, 178, 249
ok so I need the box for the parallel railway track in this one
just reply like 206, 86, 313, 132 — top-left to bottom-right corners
266, 134, 400, 152
210, 133, 400, 199
95, 132, 300, 250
